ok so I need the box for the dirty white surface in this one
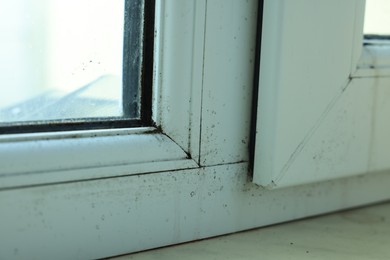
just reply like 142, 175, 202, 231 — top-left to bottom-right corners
253, 0, 390, 189
2, 1, 390, 259
112, 202, 390, 260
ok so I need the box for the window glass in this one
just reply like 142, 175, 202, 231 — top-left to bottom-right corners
364, 0, 390, 36
0, 0, 142, 126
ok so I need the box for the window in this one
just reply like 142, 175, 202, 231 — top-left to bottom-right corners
364, 0, 390, 36
0, 0, 154, 134
0, 0, 170, 193
2, 1, 390, 259
0, 0, 197, 189
356, 0, 390, 77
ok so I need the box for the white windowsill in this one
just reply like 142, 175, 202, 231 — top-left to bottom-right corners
113, 202, 390, 260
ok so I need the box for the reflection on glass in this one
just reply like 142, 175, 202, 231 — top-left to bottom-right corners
0, 0, 125, 123
364, 0, 390, 35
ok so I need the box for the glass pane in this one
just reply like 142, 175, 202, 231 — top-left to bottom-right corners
364, 0, 390, 35
0, 0, 129, 123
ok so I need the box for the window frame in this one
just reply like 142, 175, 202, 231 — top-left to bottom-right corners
253, 0, 390, 188
0, 0, 204, 189
2, 1, 390, 259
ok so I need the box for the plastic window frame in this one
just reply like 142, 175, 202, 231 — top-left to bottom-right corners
0, 0, 206, 190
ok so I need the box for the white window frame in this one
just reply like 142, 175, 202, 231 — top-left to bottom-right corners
0, 0, 205, 189
253, 0, 390, 188
2, 1, 390, 259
